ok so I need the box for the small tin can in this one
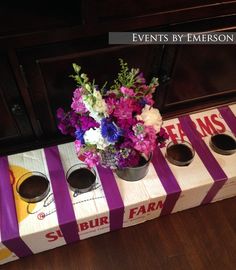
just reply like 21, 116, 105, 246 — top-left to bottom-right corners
115, 154, 152, 181
166, 139, 195, 166
66, 163, 96, 193
16, 171, 50, 203
209, 132, 236, 155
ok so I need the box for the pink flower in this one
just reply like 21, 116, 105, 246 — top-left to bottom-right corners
74, 140, 82, 154
133, 139, 153, 156
71, 88, 87, 113
120, 86, 134, 96
140, 85, 149, 92
156, 127, 169, 148
56, 108, 65, 119
113, 97, 134, 120
83, 151, 100, 168
117, 117, 137, 130
144, 94, 154, 106
106, 97, 117, 114
136, 72, 146, 84
145, 125, 157, 142
80, 115, 99, 131
130, 125, 157, 156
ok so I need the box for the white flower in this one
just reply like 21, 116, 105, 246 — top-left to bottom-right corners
84, 127, 110, 150
82, 89, 107, 122
93, 90, 107, 114
136, 105, 162, 133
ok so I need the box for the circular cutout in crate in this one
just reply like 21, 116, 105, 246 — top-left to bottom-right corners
210, 132, 236, 155
166, 139, 195, 166
16, 172, 50, 203
66, 164, 96, 193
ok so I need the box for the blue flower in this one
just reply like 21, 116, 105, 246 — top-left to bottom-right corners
75, 129, 85, 144
101, 118, 122, 143
139, 98, 147, 107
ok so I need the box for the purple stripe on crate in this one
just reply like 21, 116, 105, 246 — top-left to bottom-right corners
179, 115, 227, 204
152, 147, 181, 216
218, 106, 236, 136
96, 165, 124, 231
0, 156, 33, 257
44, 146, 79, 243
201, 180, 226, 205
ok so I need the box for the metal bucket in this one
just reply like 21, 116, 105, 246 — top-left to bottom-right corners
115, 154, 152, 181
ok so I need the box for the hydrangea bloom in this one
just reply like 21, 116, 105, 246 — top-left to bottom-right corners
100, 145, 118, 169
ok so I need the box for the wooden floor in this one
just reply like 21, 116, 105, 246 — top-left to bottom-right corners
4, 196, 236, 270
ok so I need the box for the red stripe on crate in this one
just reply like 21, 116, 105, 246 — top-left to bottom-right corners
44, 146, 80, 243
152, 147, 181, 216
179, 115, 227, 204
0, 156, 33, 257
218, 106, 236, 136
96, 165, 124, 231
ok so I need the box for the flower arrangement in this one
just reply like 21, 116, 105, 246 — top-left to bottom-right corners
57, 59, 168, 169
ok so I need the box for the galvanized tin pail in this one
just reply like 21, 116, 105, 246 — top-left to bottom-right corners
115, 154, 152, 181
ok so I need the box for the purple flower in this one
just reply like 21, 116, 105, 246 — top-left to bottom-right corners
129, 125, 157, 156
74, 140, 82, 154
58, 122, 68, 135
71, 88, 87, 113
69, 111, 80, 126
136, 72, 146, 84
117, 118, 137, 130
113, 98, 134, 120
56, 110, 76, 136
80, 116, 99, 131
156, 127, 169, 148
83, 151, 100, 168
105, 97, 117, 114
56, 108, 65, 119
144, 94, 154, 106
120, 86, 134, 96
75, 129, 85, 143
101, 118, 122, 143
116, 148, 140, 168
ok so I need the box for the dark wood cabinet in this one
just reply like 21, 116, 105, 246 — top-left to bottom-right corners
17, 40, 162, 139
0, 52, 34, 148
160, 44, 236, 116
94, 0, 235, 22
155, 16, 236, 117
0, 1, 82, 36
0, 1, 236, 155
